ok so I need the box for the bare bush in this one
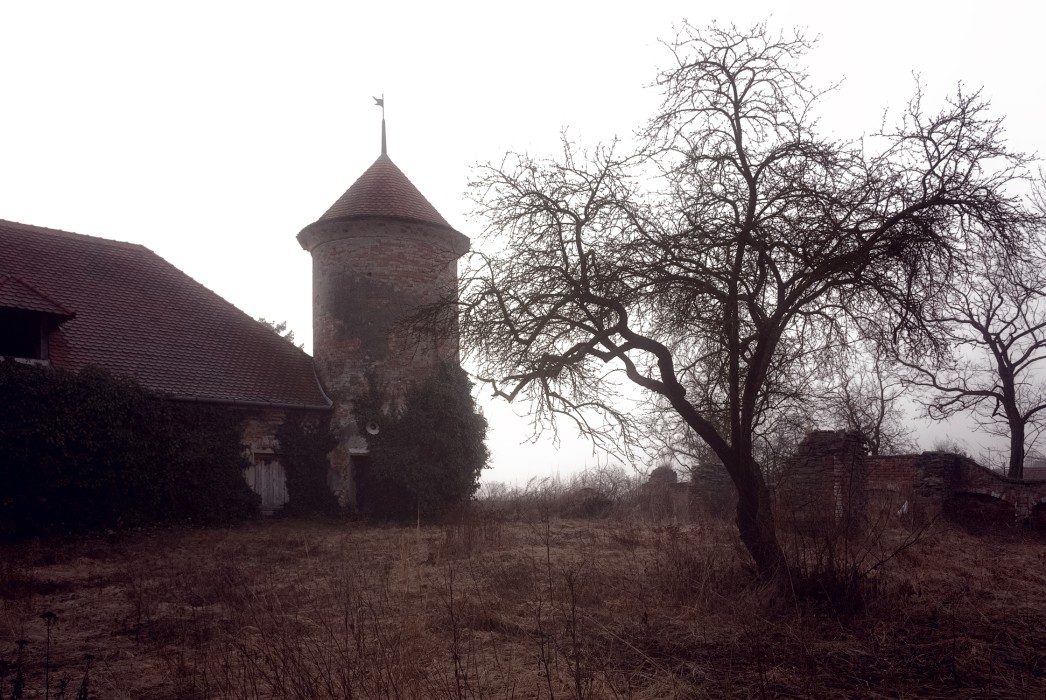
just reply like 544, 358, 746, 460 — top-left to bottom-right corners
2, 518, 1045, 696
476, 465, 644, 522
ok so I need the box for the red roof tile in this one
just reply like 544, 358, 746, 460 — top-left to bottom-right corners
0, 219, 329, 408
0, 274, 74, 318
309, 154, 454, 230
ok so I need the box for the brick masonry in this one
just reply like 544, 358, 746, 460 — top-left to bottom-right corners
784, 431, 1046, 528
639, 467, 697, 522
299, 216, 468, 508
775, 430, 868, 534
645, 432, 1046, 528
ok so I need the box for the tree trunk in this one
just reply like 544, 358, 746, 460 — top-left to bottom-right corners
730, 456, 787, 579
1008, 419, 1025, 479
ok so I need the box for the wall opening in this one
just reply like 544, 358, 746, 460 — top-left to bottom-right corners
945, 492, 1017, 532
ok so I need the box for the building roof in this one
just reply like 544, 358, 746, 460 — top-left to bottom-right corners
0, 219, 329, 408
307, 154, 455, 230
0, 274, 74, 318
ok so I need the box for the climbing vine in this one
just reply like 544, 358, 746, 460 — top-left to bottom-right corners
0, 362, 258, 539
275, 410, 340, 516
354, 363, 489, 521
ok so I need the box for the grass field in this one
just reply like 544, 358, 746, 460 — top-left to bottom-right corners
1, 511, 1045, 698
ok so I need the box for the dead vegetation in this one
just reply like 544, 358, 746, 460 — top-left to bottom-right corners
1, 510, 1044, 698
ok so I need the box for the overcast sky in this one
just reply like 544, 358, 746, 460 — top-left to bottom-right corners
2, 1, 1043, 483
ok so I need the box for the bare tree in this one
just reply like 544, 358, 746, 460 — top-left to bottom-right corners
643, 350, 821, 479
898, 238, 1046, 478
820, 344, 916, 456
457, 23, 1030, 577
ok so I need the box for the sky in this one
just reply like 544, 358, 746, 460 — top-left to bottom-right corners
2, 1, 1044, 483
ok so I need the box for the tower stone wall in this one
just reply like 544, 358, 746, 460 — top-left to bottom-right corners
297, 148, 469, 509
308, 217, 465, 397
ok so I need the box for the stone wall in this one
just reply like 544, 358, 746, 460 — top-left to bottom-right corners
667, 482, 696, 523
864, 455, 920, 524
638, 466, 679, 522
950, 456, 1046, 520
865, 455, 919, 490
808, 437, 1046, 528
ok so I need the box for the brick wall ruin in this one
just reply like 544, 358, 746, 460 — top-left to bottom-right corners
779, 432, 1046, 529
774, 430, 868, 534
642, 431, 1046, 529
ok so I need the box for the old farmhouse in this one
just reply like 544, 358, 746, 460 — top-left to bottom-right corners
0, 136, 468, 514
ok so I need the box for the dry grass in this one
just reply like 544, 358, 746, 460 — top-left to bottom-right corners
1, 514, 1044, 698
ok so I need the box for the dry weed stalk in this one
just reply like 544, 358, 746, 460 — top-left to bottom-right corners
1, 505, 1044, 697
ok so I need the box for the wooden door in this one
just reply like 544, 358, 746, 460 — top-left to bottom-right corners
244, 453, 289, 515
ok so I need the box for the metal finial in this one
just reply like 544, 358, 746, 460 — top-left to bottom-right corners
373, 94, 386, 155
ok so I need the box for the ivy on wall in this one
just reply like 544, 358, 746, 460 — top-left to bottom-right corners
0, 362, 259, 539
354, 363, 489, 521
275, 410, 339, 516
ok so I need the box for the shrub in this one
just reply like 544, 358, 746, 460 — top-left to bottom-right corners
354, 364, 489, 521
0, 362, 258, 539
276, 410, 340, 516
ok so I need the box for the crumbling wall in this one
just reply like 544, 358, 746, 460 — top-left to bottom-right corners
639, 466, 678, 522
774, 430, 868, 535
816, 439, 1046, 529
950, 456, 1046, 521
667, 482, 696, 523
865, 454, 919, 525
691, 461, 736, 520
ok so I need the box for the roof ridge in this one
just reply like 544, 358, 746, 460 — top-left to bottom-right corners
0, 218, 149, 252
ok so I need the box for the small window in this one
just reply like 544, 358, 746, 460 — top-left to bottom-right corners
0, 308, 44, 359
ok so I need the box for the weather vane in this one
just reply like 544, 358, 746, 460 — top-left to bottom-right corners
374, 94, 386, 155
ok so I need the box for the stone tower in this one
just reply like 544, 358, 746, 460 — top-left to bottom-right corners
297, 130, 470, 507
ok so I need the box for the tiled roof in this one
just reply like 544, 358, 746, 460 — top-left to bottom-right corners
0, 274, 74, 318
0, 219, 329, 408
309, 154, 454, 230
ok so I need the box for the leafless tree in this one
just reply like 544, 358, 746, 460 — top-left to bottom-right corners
820, 344, 916, 456
897, 235, 1046, 478
643, 352, 821, 480
456, 23, 1031, 577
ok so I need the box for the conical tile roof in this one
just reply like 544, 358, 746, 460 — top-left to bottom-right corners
312, 154, 453, 229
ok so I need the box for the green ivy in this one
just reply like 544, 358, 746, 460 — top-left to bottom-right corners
354, 364, 489, 521
275, 410, 339, 517
0, 362, 258, 540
